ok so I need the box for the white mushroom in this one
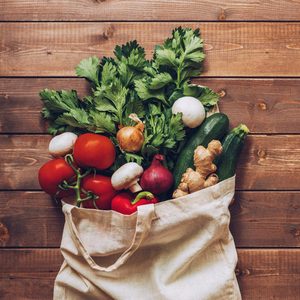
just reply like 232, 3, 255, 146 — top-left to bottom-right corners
49, 132, 78, 157
172, 96, 206, 128
111, 162, 144, 193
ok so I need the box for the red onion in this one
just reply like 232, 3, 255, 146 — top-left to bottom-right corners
140, 154, 173, 195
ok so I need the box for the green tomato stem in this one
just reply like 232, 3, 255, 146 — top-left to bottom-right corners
62, 154, 93, 207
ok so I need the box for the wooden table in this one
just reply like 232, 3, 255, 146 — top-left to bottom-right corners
1, 1, 300, 299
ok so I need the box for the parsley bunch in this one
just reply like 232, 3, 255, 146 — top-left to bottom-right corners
40, 27, 219, 169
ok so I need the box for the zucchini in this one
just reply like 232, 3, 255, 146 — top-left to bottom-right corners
173, 113, 229, 188
217, 124, 249, 181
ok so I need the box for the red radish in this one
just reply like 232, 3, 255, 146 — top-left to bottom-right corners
140, 154, 173, 195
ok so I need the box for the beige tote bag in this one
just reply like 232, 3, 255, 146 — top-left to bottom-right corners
53, 176, 241, 300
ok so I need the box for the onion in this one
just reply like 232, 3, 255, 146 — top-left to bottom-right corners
117, 114, 144, 153
140, 154, 174, 195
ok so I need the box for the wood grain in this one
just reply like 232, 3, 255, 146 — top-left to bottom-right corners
1, 78, 299, 134
1, 191, 300, 248
237, 249, 300, 299
2, 22, 300, 76
230, 192, 300, 247
0, 192, 64, 247
1, 249, 300, 299
0, 249, 60, 300
1, 135, 300, 191
2, 0, 300, 21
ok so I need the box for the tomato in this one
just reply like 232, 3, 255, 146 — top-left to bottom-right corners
73, 133, 116, 170
38, 158, 75, 196
81, 174, 117, 210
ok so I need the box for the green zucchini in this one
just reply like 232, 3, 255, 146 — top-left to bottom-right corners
173, 113, 229, 188
217, 124, 249, 181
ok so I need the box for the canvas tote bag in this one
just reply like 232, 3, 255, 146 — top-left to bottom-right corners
53, 175, 241, 300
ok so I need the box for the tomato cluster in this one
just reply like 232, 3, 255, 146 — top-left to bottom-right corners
39, 132, 160, 214
39, 133, 117, 209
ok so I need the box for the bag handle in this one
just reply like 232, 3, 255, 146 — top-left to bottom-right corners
63, 203, 156, 272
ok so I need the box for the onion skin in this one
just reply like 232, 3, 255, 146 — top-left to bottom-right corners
117, 126, 144, 152
140, 154, 174, 195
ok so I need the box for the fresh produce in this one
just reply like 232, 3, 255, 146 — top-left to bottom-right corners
39, 27, 219, 169
49, 132, 78, 157
38, 27, 249, 214
81, 174, 117, 210
38, 158, 75, 196
111, 191, 158, 215
73, 133, 116, 170
173, 140, 222, 198
172, 96, 206, 128
173, 113, 229, 188
111, 162, 144, 193
217, 124, 249, 181
117, 114, 145, 153
140, 154, 173, 195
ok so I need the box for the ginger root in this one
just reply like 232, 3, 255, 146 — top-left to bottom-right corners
173, 140, 222, 198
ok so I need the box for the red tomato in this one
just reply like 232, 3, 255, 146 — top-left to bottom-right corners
73, 133, 116, 170
38, 158, 75, 196
81, 174, 117, 210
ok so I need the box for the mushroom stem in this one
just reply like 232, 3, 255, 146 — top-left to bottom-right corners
129, 182, 142, 193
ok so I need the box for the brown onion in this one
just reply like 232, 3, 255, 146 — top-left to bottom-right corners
117, 114, 144, 153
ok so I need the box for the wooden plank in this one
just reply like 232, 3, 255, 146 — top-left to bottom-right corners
230, 192, 300, 247
0, 249, 299, 299
1, 134, 300, 191
1, 78, 300, 134
0, 192, 64, 247
1, 191, 300, 248
237, 249, 300, 299
2, 0, 300, 21
0, 249, 60, 300
2, 22, 300, 77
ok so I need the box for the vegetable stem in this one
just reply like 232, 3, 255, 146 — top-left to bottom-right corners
63, 154, 94, 207
131, 191, 154, 205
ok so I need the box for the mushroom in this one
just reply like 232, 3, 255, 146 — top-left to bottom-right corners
172, 96, 206, 128
111, 162, 144, 193
49, 132, 78, 157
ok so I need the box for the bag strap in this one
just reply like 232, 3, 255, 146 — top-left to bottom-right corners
63, 204, 156, 272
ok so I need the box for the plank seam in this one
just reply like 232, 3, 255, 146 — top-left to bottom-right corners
2, 20, 300, 23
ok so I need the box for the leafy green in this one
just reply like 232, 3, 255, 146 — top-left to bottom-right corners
183, 84, 219, 108
154, 27, 205, 87
76, 56, 100, 86
88, 111, 116, 134
141, 105, 185, 165
134, 79, 167, 104
40, 27, 219, 169
40, 89, 85, 134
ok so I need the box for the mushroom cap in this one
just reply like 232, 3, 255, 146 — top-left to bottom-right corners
49, 132, 78, 157
172, 96, 205, 128
111, 162, 144, 190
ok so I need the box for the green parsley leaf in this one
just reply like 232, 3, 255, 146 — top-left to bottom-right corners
76, 56, 100, 86
55, 108, 90, 128
89, 111, 116, 134
183, 83, 219, 107
40, 89, 80, 114
153, 27, 205, 88
148, 72, 173, 90
135, 79, 167, 104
